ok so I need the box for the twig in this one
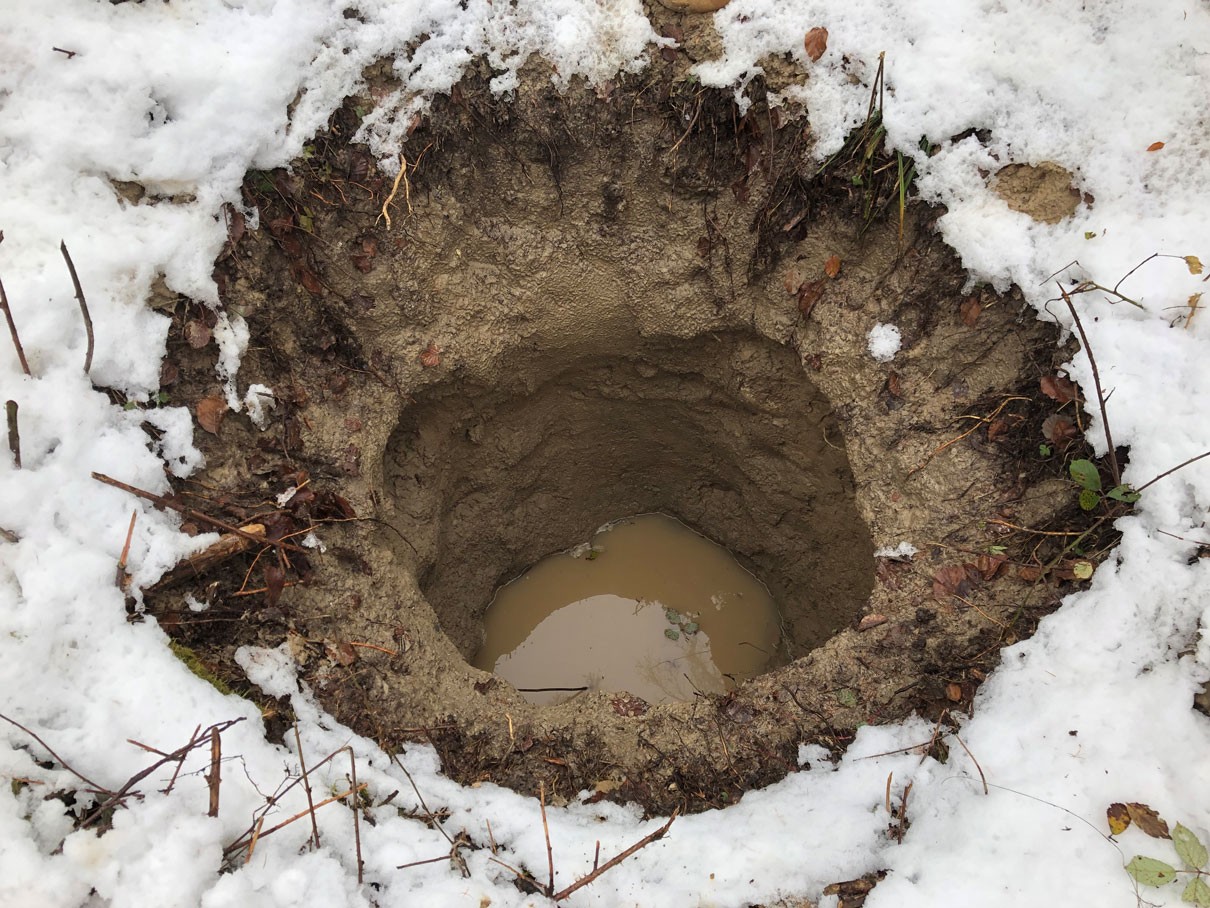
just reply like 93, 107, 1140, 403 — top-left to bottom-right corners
91, 472, 306, 554
950, 731, 988, 795
294, 723, 320, 850
550, 809, 679, 902
0, 275, 31, 375
1059, 284, 1120, 485
540, 782, 555, 896
1135, 449, 1210, 493
59, 242, 93, 375
0, 712, 112, 794
244, 784, 366, 845
116, 510, 136, 588
206, 727, 222, 817
396, 854, 454, 871
884, 772, 893, 814
389, 752, 455, 846
346, 747, 363, 884
245, 816, 265, 865
0, 526, 17, 544
6, 400, 19, 468
148, 523, 266, 591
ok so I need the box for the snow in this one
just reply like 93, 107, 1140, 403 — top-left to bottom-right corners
2, 1, 1209, 907
866, 323, 902, 363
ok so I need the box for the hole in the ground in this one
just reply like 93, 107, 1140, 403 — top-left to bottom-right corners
473, 512, 782, 706
384, 331, 877, 698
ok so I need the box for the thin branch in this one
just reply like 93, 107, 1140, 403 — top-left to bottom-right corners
1059, 284, 1120, 485
206, 727, 222, 817
540, 782, 555, 896
346, 747, 363, 885
116, 510, 136, 589
59, 242, 93, 375
1135, 449, 1210, 493
950, 731, 988, 795
0, 712, 112, 794
0, 275, 31, 375
6, 400, 19, 468
293, 723, 321, 850
550, 809, 679, 902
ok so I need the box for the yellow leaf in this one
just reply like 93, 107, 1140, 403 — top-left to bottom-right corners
1187, 293, 1203, 330
1186, 255, 1204, 275
1107, 802, 1131, 836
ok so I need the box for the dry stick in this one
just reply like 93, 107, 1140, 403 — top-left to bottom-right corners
0, 275, 31, 375
293, 723, 321, 850
91, 472, 307, 555
346, 747, 364, 885
116, 510, 136, 588
1059, 284, 1120, 486
389, 752, 455, 846
206, 727, 222, 818
1135, 449, 1210, 493
539, 782, 555, 897
6, 400, 19, 468
550, 809, 679, 903
246, 784, 367, 846
59, 242, 93, 375
0, 712, 112, 795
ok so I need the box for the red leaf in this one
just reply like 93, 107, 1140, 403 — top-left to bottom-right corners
797, 279, 826, 318
804, 26, 829, 62
263, 562, 286, 608
420, 342, 442, 368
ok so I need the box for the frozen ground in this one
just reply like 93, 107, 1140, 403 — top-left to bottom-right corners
2, 1, 1209, 906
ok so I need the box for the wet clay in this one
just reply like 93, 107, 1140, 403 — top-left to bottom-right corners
474, 514, 781, 705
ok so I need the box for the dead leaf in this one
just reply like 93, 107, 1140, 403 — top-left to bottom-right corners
419, 342, 442, 368
263, 562, 286, 608
610, 694, 649, 717
973, 553, 1007, 581
184, 319, 212, 349
804, 26, 829, 62
1041, 413, 1079, 447
986, 417, 1010, 442
932, 565, 973, 602
1126, 802, 1171, 839
1146, 141, 1165, 152
297, 266, 324, 295
1107, 802, 1131, 835
331, 641, 358, 666
1187, 293, 1203, 329
959, 296, 981, 327
824, 254, 842, 278
945, 682, 963, 703
196, 396, 228, 435
1186, 255, 1204, 275
885, 370, 903, 398
1040, 374, 1080, 403
858, 614, 888, 631
797, 279, 826, 318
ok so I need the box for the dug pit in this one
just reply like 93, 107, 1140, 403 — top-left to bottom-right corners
153, 57, 1087, 812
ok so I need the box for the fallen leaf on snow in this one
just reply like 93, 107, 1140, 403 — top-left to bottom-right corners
804, 27, 829, 62
1126, 802, 1171, 839
1146, 141, 1165, 152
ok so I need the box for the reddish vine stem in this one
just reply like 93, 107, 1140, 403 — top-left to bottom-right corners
59, 242, 93, 375
0, 274, 31, 376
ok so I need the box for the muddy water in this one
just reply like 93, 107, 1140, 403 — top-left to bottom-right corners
473, 514, 781, 705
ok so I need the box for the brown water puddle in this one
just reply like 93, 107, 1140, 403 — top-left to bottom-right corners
473, 514, 781, 705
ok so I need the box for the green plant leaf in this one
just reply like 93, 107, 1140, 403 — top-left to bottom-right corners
1183, 876, 1210, 906
1174, 824, 1209, 871
664, 628, 679, 641
1125, 856, 1178, 887
1079, 489, 1101, 511
1070, 460, 1102, 492
1107, 485, 1142, 503
1084, 231, 1097, 240
987, 545, 1007, 556
836, 688, 858, 708
1039, 444, 1053, 457
682, 622, 699, 635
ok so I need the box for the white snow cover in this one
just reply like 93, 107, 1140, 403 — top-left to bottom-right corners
2, 1, 1209, 907
866, 323, 901, 363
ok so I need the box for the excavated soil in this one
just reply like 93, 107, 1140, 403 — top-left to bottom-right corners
142, 39, 1101, 814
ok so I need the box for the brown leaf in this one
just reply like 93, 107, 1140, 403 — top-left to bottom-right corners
196, 396, 228, 435
184, 319, 212, 349
973, 553, 1007, 581
1186, 255, 1203, 275
945, 682, 963, 703
1040, 374, 1080, 403
419, 342, 442, 368
804, 26, 829, 62
298, 266, 324, 295
263, 562, 286, 608
331, 641, 358, 666
1126, 802, 1171, 839
986, 417, 1009, 442
1107, 802, 1131, 835
824, 254, 842, 278
959, 296, 981, 327
1041, 413, 1079, 447
797, 279, 826, 318
885, 370, 903, 398
858, 614, 888, 631
932, 564, 973, 602
1146, 141, 1165, 152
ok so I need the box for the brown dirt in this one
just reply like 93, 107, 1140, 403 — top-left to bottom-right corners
137, 52, 1119, 818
